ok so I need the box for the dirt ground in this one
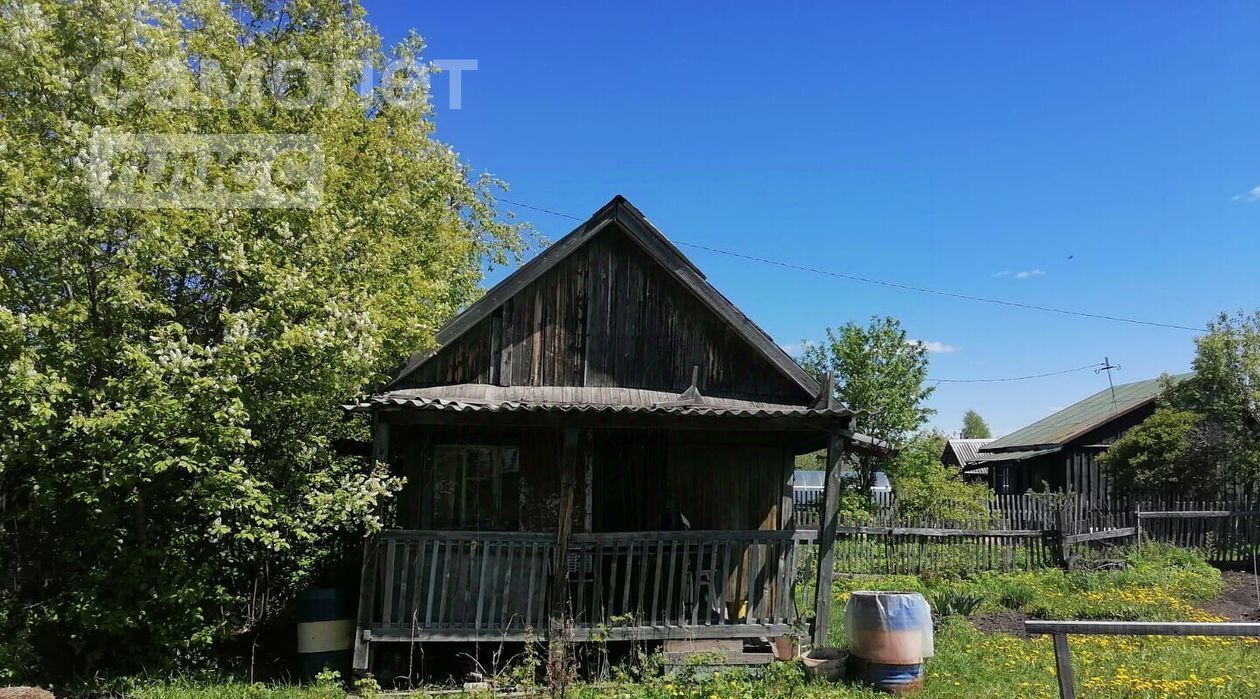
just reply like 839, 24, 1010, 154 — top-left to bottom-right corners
1199, 569, 1260, 621
970, 610, 1030, 636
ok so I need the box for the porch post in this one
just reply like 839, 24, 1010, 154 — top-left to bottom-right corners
812, 429, 845, 647
550, 428, 581, 627
353, 417, 390, 672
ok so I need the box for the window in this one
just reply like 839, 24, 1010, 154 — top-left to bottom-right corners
995, 467, 1011, 494
432, 445, 520, 530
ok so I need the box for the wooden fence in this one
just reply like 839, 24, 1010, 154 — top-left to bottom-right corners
791, 493, 1259, 574
1136, 502, 1260, 566
826, 525, 1058, 574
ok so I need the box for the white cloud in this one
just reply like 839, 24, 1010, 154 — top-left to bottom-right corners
911, 339, 959, 354
1233, 185, 1260, 203
994, 269, 1045, 279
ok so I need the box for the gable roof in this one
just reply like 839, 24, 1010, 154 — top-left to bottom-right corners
943, 438, 994, 465
390, 195, 821, 397
981, 373, 1191, 453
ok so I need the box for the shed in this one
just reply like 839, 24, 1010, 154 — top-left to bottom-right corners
346, 196, 876, 669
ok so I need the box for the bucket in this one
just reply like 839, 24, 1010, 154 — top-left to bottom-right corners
848, 655, 925, 695
297, 588, 354, 679
801, 647, 847, 682
844, 592, 934, 665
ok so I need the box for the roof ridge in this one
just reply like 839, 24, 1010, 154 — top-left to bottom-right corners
981, 371, 1191, 452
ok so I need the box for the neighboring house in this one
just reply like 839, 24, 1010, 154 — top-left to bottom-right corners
346, 196, 879, 668
941, 438, 994, 481
963, 374, 1190, 501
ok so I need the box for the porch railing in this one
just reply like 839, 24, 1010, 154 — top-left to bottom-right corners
369, 530, 556, 640
361, 529, 815, 642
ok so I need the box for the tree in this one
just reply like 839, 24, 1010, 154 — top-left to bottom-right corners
1102, 311, 1260, 498
888, 431, 993, 526
0, 0, 526, 680
960, 410, 992, 439
800, 316, 935, 490
1101, 408, 1203, 496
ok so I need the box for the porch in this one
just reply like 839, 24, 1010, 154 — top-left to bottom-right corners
346, 380, 869, 671
358, 528, 818, 644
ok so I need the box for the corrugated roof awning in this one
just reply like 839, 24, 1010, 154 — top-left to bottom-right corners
961, 446, 1061, 472
346, 384, 854, 419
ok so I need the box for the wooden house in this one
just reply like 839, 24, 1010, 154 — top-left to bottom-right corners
962, 374, 1189, 501
346, 196, 874, 670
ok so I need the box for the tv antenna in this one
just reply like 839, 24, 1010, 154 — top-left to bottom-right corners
1096, 356, 1121, 413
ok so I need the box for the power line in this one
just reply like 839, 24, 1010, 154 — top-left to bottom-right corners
931, 363, 1107, 384
500, 198, 584, 221
497, 198, 1208, 333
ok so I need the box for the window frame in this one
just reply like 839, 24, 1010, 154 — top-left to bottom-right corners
430, 444, 521, 531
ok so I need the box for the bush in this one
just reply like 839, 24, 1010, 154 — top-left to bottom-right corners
997, 582, 1035, 610
889, 433, 995, 526
929, 589, 985, 617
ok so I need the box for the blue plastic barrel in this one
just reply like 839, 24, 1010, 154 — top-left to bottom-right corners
849, 656, 926, 695
297, 588, 354, 679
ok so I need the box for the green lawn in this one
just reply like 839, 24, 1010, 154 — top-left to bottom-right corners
122, 545, 1260, 699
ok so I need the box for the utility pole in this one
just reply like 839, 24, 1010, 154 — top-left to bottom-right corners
1096, 357, 1121, 413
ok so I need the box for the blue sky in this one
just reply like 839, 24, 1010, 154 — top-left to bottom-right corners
362, 0, 1260, 436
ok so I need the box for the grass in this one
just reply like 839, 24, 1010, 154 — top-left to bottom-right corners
125, 680, 345, 699
119, 545, 1260, 699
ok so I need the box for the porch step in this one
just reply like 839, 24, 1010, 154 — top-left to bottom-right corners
662, 650, 776, 666
662, 639, 775, 668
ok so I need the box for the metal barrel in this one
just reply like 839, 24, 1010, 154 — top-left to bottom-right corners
297, 588, 354, 679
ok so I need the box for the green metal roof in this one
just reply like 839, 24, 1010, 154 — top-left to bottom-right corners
982, 373, 1191, 453
961, 446, 1062, 473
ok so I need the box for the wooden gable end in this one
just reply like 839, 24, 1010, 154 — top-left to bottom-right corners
395, 224, 812, 403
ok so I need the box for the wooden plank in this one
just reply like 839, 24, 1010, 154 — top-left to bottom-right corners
382, 536, 397, 628
651, 538, 665, 626
745, 540, 759, 624
1052, 633, 1077, 699
407, 538, 426, 632
622, 540, 635, 616
665, 539, 679, 626
490, 540, 509, 629
1063, 528, 1137, 544
438, 537, 454, 628
1138, 511, 1259, 518
352, 536, 380, 671
395, 539, 412, 629
550, 428, 581, 624
524, 541, 538, 631
425, 538, 440, 626
1027, 621, 1260, 637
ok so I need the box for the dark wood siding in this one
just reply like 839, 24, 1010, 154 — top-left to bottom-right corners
591, 431, 791, 533
391, 426, 793, 535
397, 228, 809, 403
1062, 402, 1155, 504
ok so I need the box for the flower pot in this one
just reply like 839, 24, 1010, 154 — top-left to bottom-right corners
771, 636, 800, 661
801, 647, 847, 682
